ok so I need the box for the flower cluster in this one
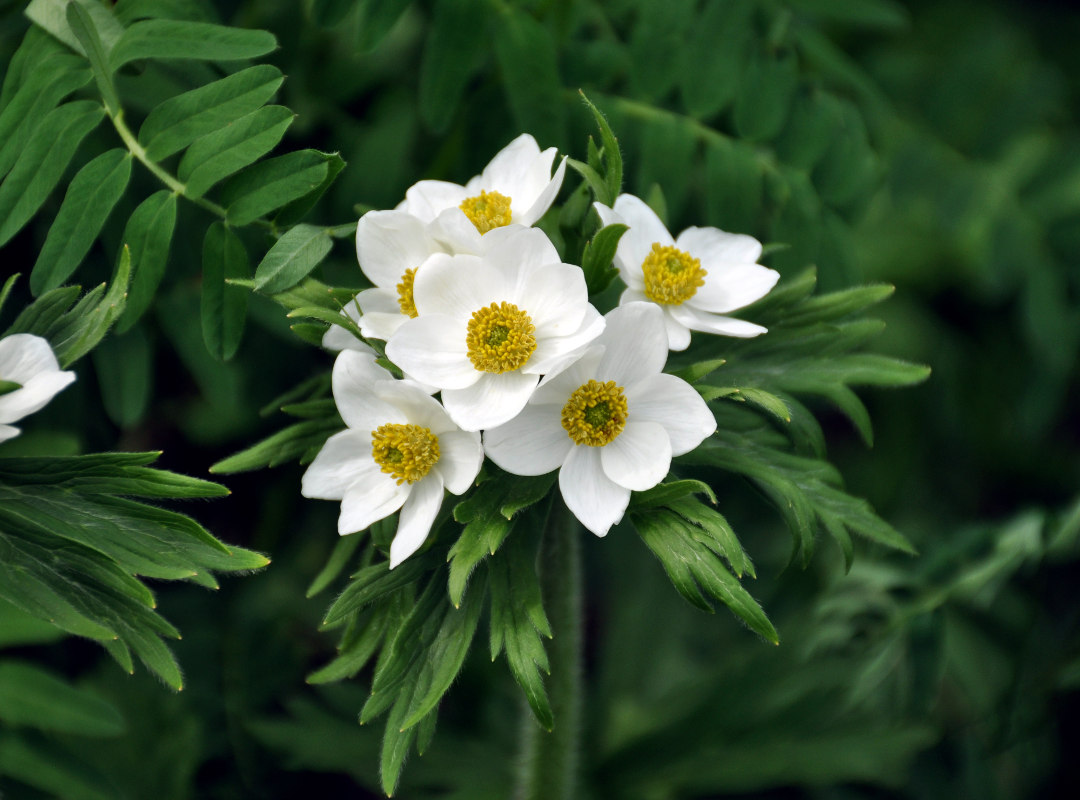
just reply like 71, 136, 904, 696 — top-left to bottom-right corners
303, 134, 779, 565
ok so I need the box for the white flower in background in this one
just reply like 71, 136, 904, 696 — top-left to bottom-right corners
385, 226, 604, 432
398, 133, 567, 246
0, 334, 76, 443
484, 303, 716, 536
301, 349, 483, 568
595, 194, 780, 351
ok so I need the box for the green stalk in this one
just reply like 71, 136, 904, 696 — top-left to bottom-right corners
515, 498, 583, 800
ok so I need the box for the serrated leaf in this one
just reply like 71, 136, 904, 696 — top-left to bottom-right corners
0, 100, 105, 249
110, 19, 277, 70
30, 149, 132, 295
418, 0, 489, 133
221, 150, 330, 226
201, 222, 250, 361
253, 223, 334, 294
138, 64, 284, 161
115, 190, 177, 331
0, 660, 124, 736
494, 7, 565, 145
178, 105, 295, 199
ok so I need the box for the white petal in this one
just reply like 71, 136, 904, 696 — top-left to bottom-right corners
593, 302, 667, 387
625, 372, 716, 455
479, 225, 560, 296
356, 210, 441, 288
431, 208, 484, 253
0, 371, 75, 425
373, 379, 454, 432
675, 226, 762, 266
332, 350, 403, 430
526, 306, 605, 375
323, 300, 375, 352
301, 429, 375, 500
385, 315, 476, 390
0, 424, 20, 442
518, 266, 590, 338
389, 473, 445, 568
338, 471, 409, 535
410, 253, 506, 319
483, 403, 571, 476
559, 445, 630, 537
0, 334, 61, 382
478, 134, 550, 209
441, 370, 538, 431
668, 305, 768, 338
593, 204, 646, 292
532, 346, 603, 405
600, 420, 671, 491
612, 193, 674, 261
517, 154, 566, 226
400, 180, 469, 222
661, 309, 692, 351
689, 263, 780, 314
354, 287, 407, 341
433, 429, 484, 494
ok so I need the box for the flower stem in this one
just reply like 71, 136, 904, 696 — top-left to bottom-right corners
515, 498, 583, 800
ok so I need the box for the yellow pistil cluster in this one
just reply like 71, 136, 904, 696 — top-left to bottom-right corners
396, 268, 418, 318
642, 243, 706, 305
370, 423, 440, 485
459, 190, 513, 234
561, 380, 628, 447
465, 302, 537, 373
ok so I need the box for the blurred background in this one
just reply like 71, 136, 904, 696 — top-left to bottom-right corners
0, 0, 1077, 797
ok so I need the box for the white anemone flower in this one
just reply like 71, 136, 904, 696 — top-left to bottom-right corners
595, 194, 780, 351
0, 334, 76, 443
301, 349, 483, 568
397, 133, 567, 246
385, 226, 604, 432
483, 303, 716, 536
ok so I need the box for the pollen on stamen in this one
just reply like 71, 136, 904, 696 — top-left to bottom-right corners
642, 243, 707, 305
465, 301, 536, 373
396, 268, 418, 318
561, 380, 629, 447
371, 423, 440, 484
460, 190, 512, 234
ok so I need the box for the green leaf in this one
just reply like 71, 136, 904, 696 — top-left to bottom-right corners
679, 0, 753, 118
734, 47, 799, 142
177, 105, 295, 199
631, 479, 717, 510
667, 496, 754, 579
633, 509, 777, 642
65, 0, 120, 113
0, 273, 17, 319
25, 0, 124, 56
0, 100, 105, 249
0, 380, 22, 396
669, 358, 726, 384
579, 91, 623, 205
220, 150, 331, 226
110, 19, 278, 70
307, 597, 397, 683
274, 151, 346, 227
581, 223, 626, 295
30, 149, 132, 295
355, 0, 412, 50
92, 331, 152, 428
418, 0, 489, 133
785, 0, 909, 28
493, 7, 565, 146
50, 245, 131, 366
628, 0, 696, 101
209, 417, 342, 474
447, 515, 511, 608
0, 660, 124, 736
115, 190, 177, 332
201, 222, 250, 361
253, 223, 334, 294
323, 553, 439, 626
704, 137, 764, 235
138, 64, 284, 161
0, 732, 116, 800
306, 534, 362, 599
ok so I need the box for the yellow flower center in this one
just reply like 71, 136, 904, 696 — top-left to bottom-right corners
459, 190, 513, 234
396, 268, 418, 318
371, 423, 440, 485
642, 243, 706, 305
561, 380, 628, 447
465, 301, 537, 374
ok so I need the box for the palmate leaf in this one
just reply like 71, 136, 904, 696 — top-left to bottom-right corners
0, 452, 267, 688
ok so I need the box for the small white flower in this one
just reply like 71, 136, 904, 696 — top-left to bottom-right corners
595, 194, 780, 351
398, 133, 567, 245
385, 226, 604, 432
0, 334, 76, 443
483, 303, 716, 536
301, 349, 483, 568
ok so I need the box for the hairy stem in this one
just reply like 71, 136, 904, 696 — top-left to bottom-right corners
515, 498, 583, 800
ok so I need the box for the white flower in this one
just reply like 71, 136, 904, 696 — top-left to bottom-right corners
483, 303, 716, 536
594, 194, 780, 351
0, 334, 76, 443
385, 226, 604, 432
320, 298, 376, 354
301, 349, 483, 568
398, 133, 567, 245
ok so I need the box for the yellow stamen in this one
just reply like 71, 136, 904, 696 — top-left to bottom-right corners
642, 243, 706, 305
459, 190, 512, 234
561, 380, 628, 447
465, 301, 536, 374
396, 268, 418, 318
371, 423, 440, 485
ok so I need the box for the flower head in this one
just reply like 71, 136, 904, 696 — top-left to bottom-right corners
301, 349, 483, 568
0, 334, 76, 443
398, 134, 567, 246
483, 303, 716, 535
385, 226, 604, 431
595, 194, 780, 351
